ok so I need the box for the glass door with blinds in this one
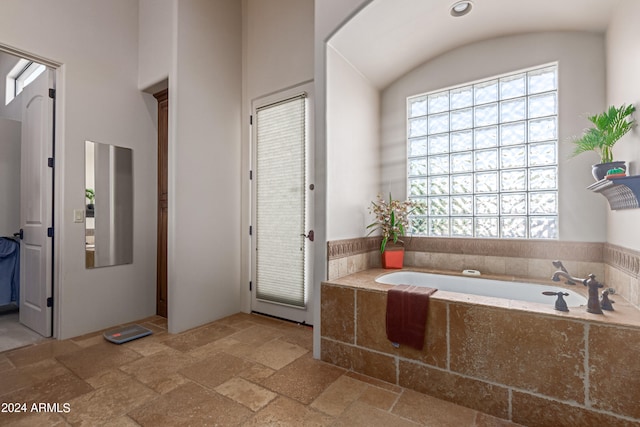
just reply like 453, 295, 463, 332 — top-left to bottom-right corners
251, 84, 313, 325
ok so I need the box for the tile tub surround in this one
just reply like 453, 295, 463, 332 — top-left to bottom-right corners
327, 237, 640, 309
320, 269, 640, 426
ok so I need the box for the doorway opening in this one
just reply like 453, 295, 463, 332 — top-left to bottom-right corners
0, 46, 57, 352
154, 88, 168, 318
250, 82, 315, 325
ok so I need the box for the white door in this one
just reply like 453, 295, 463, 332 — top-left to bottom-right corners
19, 69, 54, 337
251, 84, 314, 325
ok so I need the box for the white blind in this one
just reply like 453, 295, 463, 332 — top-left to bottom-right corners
255, 95, 306, 307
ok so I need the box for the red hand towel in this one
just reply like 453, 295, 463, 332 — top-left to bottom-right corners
385, 285, 437, 350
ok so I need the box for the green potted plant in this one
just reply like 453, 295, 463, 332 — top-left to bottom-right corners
570, 103, 636, 181
85, 188, 95, 216
366, 194, 417, 269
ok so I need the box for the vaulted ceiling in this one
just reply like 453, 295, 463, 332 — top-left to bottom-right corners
329, 0, 621, 89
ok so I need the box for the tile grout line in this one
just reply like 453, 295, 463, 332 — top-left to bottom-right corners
583, 323, 590, 408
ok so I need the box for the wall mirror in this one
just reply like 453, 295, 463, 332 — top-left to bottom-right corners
85, 140, 133, 268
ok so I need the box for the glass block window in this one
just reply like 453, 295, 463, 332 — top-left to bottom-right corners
407, 64, 558, 239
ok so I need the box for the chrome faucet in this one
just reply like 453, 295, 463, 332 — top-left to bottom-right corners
551, 271, 603, 314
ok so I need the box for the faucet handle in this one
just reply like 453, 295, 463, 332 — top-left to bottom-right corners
542, 291, 570, 312
600, 290, 615, 311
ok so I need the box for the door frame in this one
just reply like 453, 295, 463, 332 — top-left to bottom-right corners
0, 43, 62, 338
250, 81, 315, 325
154, 88, 168, 318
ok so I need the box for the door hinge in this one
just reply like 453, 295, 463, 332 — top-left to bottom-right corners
47, 157, 54, 168
249, 115, 253, 125
47, 227, 54, 237
47, 297, 53, 307
249, 281, 252, 291
48, 88, 56, 99
249, 225, 252, 236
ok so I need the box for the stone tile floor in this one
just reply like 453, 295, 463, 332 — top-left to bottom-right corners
0, 313, 520, 426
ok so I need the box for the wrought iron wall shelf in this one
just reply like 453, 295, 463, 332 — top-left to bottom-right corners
587, 175, 640, 210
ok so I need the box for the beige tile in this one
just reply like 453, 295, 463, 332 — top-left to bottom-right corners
3, 372, 94, 406
310, 375, 368, 416
179, 351, 253, 390
321, 284, 355, 343
214, 377, 277, 411
119, 347, 196, 394
259, 354, 345, 405
63, 375, 158, 426
213, 312, 261, 329
484, 256, 507, 276
448, 304, 585, 403
328, 258, 339, 280
101, 415, 141, 427
412, 251, 432, 268
337, 257, 349, 279
56, 341, 141, 379
0, 411, 69, 427
226, 323, 283, 347
213, 338, 269, 362
72, 334, 104, 348
6, 339, 80, 368
129, 381, 252, 426
0, 354, 13, 372
186, 336, 244, 360
358, 385, 398, 411
244, 395, 333, 427
589, 324, 640, 419
85, 368, 132, 389
0, 366, 34, 396
511, 390, 632, 427
344, 371, 402, 393
277, 324, 314, 351
353, 348, 396, 384
333, 401, 420, 427
239, 364, 275, 382
123, 335, 172, 357
20, 358, 72, 382
247, 338, 308, 370
399, 360, 509, 420
462, 255, 486, 272
527, 258, 555, 280
163, 322, 237, 352
504, 257, 529, 278
392, 389, 477, 426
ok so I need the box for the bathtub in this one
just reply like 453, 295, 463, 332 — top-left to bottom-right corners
376, 271, 587, 307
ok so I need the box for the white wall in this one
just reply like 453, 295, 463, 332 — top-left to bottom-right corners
241, 0, 315, 314
168, 0, 242, 333
606, 0, 640, 251
0, 118, 20, 236
0, 0, 158, 339
314, 0, 372, 358
326, 45, 380, 240
381, 32, 607, 242
138, 0, 173, 92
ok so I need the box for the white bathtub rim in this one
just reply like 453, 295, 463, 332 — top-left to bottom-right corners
375, 270, 588, 307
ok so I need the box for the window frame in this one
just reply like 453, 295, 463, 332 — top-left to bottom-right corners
5, 59, 46, 105
406, 63, 559, 239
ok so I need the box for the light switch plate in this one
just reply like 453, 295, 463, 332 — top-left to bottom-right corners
73, 209, 85, 223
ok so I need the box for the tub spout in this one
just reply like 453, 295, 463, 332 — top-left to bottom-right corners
551, 271, 603, 314
551, 260, 576, 285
